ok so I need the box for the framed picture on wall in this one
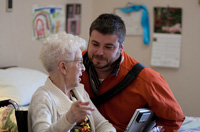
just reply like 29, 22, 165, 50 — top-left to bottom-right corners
66, 4, 81, 35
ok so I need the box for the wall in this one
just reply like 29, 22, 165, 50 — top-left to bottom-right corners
0, 0, 92, 71
0, 0, 200, 116
92, 0, 200, 117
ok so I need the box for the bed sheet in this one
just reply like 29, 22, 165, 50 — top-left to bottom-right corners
178, 116, 200, 132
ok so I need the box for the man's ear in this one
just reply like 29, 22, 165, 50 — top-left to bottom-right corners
58, 61, 67, 75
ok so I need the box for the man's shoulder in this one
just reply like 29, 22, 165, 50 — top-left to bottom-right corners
120, 52, 138, 70
121, 52, 162, 82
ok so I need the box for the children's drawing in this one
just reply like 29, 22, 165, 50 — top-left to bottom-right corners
32, 5, 65, 40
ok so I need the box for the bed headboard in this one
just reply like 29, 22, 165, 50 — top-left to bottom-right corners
0, 66, 17, 69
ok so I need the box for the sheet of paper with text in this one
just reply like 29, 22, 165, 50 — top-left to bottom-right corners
151, 33, 181, 68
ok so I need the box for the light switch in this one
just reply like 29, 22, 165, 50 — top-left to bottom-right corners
6, 0, 13, 12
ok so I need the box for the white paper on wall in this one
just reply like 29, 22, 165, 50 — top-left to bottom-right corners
151, 33, 181, 68
115, 8, 143, 35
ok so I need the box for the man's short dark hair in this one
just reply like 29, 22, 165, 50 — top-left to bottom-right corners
89, 13, 126, 45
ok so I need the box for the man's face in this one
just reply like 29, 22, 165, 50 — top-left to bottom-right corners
88, 30, 123, 70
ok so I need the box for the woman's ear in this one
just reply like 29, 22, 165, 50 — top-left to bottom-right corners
58, 61, 67, 75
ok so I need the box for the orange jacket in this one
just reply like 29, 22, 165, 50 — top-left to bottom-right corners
81, 51, 185, 132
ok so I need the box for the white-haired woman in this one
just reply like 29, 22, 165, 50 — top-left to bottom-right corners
28, 32, 116, 132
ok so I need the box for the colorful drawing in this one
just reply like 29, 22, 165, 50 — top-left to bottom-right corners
32, 5, 65, 40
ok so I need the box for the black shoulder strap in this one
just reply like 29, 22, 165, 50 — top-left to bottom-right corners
91, 62, 146, 106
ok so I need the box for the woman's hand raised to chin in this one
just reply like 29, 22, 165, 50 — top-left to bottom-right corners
66, 100, 95, 124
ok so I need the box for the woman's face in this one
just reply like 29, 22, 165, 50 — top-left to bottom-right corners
65, 49, 85, 88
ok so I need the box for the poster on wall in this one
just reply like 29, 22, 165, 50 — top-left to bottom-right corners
66, 4, 81, 35
151, 7, 182, 68
32, 5, 65, 40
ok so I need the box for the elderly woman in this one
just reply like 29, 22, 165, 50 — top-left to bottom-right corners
28, 32, 116, 132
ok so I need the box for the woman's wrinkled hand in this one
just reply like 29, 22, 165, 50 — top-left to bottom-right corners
66, 100, 95, 124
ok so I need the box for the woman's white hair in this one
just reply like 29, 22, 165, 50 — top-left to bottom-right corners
39, 32, 87, 72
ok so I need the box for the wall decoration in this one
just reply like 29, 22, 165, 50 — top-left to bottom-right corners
115, 8, 143, 36
115, 3, 150, 45
32, 5, 65, 40
66, 4, 81, 35
151, 7, 182, 68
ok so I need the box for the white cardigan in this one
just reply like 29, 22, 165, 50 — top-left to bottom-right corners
28, 78, 116, 132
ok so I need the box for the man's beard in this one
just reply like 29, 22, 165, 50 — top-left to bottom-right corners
94, 61, 109, 69
89, 55, 109, 69
88, 49, 122, 70
89, 54, 119, 70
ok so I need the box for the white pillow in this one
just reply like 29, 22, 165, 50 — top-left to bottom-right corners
0, 67, 48, 105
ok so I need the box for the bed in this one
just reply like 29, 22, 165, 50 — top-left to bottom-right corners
0, 66, 48, 131
0, 66, 200, 132
178, 116, 200, 132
